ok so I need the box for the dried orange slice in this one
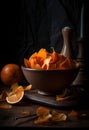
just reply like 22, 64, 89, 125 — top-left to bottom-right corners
6, 86, 24, 104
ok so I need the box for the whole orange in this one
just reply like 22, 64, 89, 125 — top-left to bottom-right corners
0, 64, 22, 86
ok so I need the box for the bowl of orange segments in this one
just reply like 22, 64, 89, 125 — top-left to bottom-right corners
21, 48, 80, 95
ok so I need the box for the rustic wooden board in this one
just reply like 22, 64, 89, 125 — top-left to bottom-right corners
24, 89, 81, 109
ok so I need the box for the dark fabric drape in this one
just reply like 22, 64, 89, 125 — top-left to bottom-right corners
0, 0, 89, 69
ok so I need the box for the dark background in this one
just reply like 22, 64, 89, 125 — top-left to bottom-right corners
0, 0, 89, 69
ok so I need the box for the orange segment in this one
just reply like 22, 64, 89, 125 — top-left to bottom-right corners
37, 48, 48, 59
24, 58, 31, 68
59, 57, 76, 70
24, 84, 32, 91
29, 58, 42, 69
29, 58, 37, 68
6, 86, 24, 104
50, 48, 59, 64
42, 56, 51, 70
37, 48, 49, 67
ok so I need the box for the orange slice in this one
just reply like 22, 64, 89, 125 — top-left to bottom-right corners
6, 86, 24, 104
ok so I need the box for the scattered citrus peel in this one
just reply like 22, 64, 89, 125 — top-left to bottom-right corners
34, 106, 67, 124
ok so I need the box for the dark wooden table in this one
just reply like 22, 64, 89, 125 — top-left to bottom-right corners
0, 83, 89, 128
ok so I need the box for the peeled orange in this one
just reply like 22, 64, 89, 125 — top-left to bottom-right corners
0, 64, 22, 86
6, 86, 24, 104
